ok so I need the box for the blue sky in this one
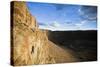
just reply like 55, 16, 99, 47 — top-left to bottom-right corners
26, 2, 97, 31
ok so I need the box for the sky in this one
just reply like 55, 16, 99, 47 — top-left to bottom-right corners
26, 2, 97, 31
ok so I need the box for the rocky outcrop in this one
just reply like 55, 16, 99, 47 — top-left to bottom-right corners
11, 1, 77, 66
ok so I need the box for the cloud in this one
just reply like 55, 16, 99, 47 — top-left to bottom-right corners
38, 20, 96, 31
75, 20, 87, 28
78, 8, 84, 16
81, 20, 87, 24
39, 21, 61, 31
50, 21, 60, 28
84, 14, 97, 20
79, 6, 97, 21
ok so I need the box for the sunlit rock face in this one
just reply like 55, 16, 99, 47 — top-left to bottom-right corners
11, 1, 77, 66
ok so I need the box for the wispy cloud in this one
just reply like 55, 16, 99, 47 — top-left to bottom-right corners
27, 2, 97, 31
75, 20, 86, 26
50, 21, 60, 28
78, 6, 97, 21
74, 20, 87, 29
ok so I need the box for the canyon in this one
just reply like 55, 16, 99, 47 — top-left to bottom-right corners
11, 1, 78, 66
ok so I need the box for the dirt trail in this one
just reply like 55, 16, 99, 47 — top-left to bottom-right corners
46, 41, 78, 63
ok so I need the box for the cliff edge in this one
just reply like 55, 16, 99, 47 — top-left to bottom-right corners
11, 1, 77, 66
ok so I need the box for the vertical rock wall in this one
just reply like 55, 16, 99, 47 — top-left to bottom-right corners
11, 1, 45, 65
